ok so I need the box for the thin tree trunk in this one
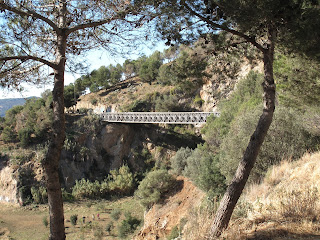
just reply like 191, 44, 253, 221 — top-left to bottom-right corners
210, 28, 276, 238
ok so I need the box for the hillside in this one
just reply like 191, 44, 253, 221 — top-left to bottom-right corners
0, 97, 37, 117
1, 37, 319, 240
133, 152, 320, 240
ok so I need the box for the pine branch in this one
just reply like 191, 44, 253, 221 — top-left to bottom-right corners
182, 3, 265, 52
0, 55, 56, 69
0, 2, 59, 33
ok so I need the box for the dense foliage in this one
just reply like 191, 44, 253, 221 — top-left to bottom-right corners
0, 98, 52, 147
135, 169, 176, 209
71, 165, 135, 199
200, 57, 320, 184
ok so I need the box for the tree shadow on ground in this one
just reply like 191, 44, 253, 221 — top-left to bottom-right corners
245, 225, 320, 240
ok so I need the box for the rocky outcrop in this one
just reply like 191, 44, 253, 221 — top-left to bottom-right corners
201, 60, 263, 112
0, 158, 43, 205
60, 122, 202, 189
0, 165, 18, 203
60, 123, 136, 188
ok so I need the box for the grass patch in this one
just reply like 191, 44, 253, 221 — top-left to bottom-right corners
0, 197, 143, 240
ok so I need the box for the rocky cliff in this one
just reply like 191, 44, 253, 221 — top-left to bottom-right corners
0, 117, 202, 204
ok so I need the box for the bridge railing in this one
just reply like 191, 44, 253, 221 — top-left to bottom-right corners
100, 112, 220, 124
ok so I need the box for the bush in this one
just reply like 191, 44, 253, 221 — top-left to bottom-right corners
93, 225, 104, 240
90, 98, 98, 106
72, 179, 103, 199
42, 216, 49, 228
61, 188, 75, 202
219, 105, 317, 182
18, 128, 33, 147
1, 126, 16, 142
183, 145, 226, 197
274, 186, 319, 221
110, 209, 121, 221
70, 214, 78, 226
167, 225, 179, 240
135, 169, 176, 209
71, 166, 135, 199
105, 221, 114, 234
193, 95, 204, 107
170, 147, 192, 175
31, 186, 48, 204
155, 94, 184, 112
124, 99, 152, 112
108, 165, 135, 196
118, 212, 141, 238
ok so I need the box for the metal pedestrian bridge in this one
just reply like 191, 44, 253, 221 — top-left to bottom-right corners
100, 112, 220, 124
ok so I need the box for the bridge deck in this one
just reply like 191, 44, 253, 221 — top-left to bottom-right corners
100, 112, 219, 124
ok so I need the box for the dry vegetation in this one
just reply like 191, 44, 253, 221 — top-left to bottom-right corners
76, 79, 171, 111
218, 152, 320, 240
0, 197, 143, 240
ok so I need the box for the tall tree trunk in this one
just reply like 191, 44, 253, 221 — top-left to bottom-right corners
43, 49, 67, 240
210, 28, 276, 238
43, 2, 67, 239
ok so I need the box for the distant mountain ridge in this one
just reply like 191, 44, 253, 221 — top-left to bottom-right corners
0, 97, 37, 117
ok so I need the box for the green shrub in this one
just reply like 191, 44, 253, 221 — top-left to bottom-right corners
110, 209, 121, 221
70, 214, 78, 226
1, 126, 16, 142
167, 225, 179, 240
108, 165, 135, 195
193, 95, 204, 107
135, 169, 176, 209
183, 145, 226, 197
93, 225, 104, 240
202, 71, 263, 147
118, 212, 141, 238
18, 128, 32, 147
170, 147, 192, 175
31, 186, 48, 204
72, 179, 103, 199
124, 99, 152, 112
42, 216, 49, 228
105, 221, 114, 234
90, 98, 98, 106
155, 94, 184, 112
61, 188, 75, 202
219, 105, 317, 183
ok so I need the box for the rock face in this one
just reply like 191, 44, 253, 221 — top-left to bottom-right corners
201, 60, 263, 112
134, 176, 205, 240
0, 119, 202, 204
0, 165, 18, 203
60, 123, 136, 188
59, 122, 202, 189
0, 159, 43, 205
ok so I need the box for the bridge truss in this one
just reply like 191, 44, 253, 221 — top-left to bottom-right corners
100, 112, 220, 124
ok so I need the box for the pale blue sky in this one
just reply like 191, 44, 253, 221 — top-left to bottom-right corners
0, 41, 167, 99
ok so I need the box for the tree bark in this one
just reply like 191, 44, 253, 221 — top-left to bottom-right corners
42, 1, 67, 240
43, 48, 67, 240
210, 28, 276, 238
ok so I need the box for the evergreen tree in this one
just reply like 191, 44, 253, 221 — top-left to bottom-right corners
0, 1, 150, 239
142, 0, 320, 235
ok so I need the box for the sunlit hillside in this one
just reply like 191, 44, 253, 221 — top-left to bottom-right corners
220, 151, 320, 240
